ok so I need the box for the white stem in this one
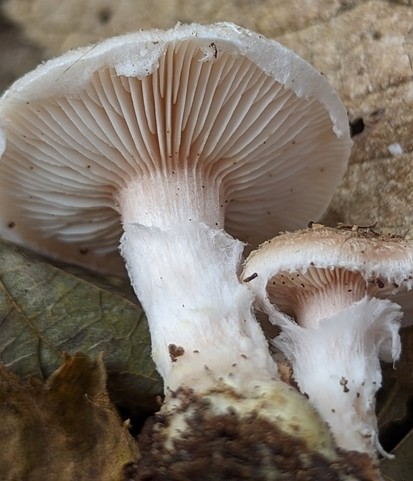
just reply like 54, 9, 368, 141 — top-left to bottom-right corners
118, 173, 278, 393
272, 296, 402, 457
121, 222, 278, 392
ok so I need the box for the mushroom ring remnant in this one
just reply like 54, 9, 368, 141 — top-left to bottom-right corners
0, 23, 355, 475
243, 224, 413, 458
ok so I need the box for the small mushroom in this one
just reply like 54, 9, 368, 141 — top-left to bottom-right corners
243, 225, 413, 457
0, 24, 352, 456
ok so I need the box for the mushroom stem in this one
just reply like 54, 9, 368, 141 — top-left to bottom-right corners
118, 170, 279, 393
121, 219, 278, 393
115, 174, 383, 477
272, 296, 402, 457
119, 219, 383, 478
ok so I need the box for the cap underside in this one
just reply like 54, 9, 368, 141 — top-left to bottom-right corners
0, 26, 350, 273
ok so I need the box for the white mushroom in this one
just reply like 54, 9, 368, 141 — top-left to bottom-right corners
243, 224, 413, 458
0, 23, 353, 463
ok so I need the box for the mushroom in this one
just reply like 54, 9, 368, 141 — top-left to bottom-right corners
0, 23, 352, 460
243, 224, 413, 458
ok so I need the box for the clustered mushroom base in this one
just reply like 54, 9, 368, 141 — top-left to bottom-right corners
123, 386, 378, 481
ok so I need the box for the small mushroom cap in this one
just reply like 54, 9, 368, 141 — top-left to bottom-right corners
0, 23, 351, 273
243, 225, 413, 325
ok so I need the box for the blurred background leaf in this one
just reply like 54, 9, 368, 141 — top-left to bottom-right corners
0, 238, 162, 420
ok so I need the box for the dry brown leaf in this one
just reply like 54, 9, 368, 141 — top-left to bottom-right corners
0, 352, 139, 481
2, 0, 361, 56
0, 10, 43, 93
274, 1, 413, 238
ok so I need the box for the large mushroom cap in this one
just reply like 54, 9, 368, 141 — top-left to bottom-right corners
0, 23, 351, 274
243, 225, 413, 326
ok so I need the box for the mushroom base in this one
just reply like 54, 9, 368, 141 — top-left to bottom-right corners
123, 385, 379, 481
